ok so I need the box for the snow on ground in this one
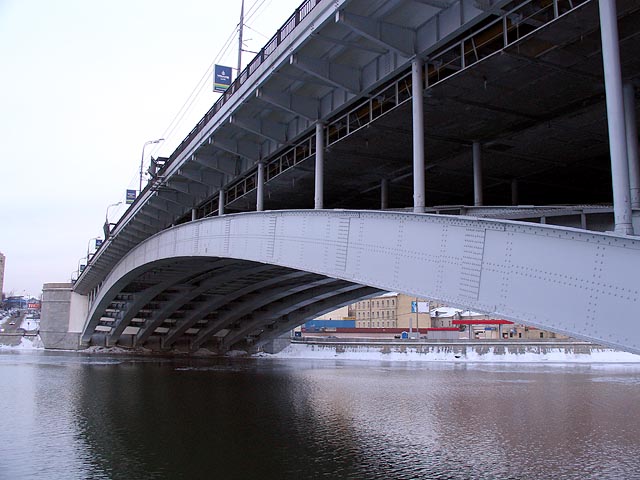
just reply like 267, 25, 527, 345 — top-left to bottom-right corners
0, 335, 44, 351
264, 342, 640, 363
20, 317, 39, 331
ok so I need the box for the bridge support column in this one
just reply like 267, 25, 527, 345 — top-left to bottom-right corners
511, 179, 518, 206
257, 161, 265, 211
412, 57, 426, 213
40, 283, 87, 350
473, 141, 483, 206
624, 83, 640, 209
599, 0, 633, 234
381, 179, 389, 210
315, 122, 324, 209
191, 208, 197, 221
218, 190, 225, 216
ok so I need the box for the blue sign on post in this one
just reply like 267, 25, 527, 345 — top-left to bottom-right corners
214, 65, 232, 93
95, 239, 103, 248
126, 189, 137, 204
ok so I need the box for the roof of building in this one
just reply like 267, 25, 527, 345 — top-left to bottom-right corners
452, 319, 514, 325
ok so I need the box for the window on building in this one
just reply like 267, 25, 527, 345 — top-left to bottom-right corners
540, 332, 544, 338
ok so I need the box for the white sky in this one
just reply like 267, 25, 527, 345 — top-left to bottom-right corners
0, 0, 303, 297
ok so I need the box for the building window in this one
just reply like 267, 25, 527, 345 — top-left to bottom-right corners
540, 332, 544, 338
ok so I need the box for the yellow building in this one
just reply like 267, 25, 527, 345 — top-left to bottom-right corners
353, 293, 431, 330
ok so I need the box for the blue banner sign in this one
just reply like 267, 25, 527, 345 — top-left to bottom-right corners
411, 301, 429, 313
126, 189, 137, 204
214, 64, 232, 93
95, 239, 103, 248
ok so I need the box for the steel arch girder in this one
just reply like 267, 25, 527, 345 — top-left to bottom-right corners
160, 270, 312, 349
253, 286, 380, 348
82, 210, 640, 355
135, 263, 272, 345
188, 276, 338, 351
221, 282, 369, 349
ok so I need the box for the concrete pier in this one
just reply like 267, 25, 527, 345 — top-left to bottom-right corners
40, 283, 87, 350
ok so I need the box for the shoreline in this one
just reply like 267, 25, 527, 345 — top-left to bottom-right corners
3, 335, 640, 364
265, 339, 640, 363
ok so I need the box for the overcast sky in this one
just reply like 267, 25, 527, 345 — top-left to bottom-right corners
0, 0, 303, 297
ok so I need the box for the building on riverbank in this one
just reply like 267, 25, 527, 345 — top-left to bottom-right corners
312, 293, 567, 340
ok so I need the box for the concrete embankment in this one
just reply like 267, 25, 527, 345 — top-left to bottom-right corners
269, 339, 640, 363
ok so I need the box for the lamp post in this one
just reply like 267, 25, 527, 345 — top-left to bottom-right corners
139, 138, 164, 193
77, 257, 88, 279
104, 202, 123, 238
86, 236, 102, 265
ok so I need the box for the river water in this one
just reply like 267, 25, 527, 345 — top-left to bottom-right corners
0, 350, 639, 480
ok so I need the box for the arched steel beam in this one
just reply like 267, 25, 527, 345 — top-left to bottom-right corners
81, 258, 218, 343
83, 210, 640, 354
189, 276, 339, 351
253, 286, 379, 348
134, 263, 274, 345
161, 270, 313, 349
106, 260, 237, 346
221, 282, 371, 349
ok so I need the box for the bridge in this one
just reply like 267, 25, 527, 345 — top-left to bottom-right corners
41, 0, 640, 354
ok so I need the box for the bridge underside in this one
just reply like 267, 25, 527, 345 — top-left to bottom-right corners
82, 210, 640, 355
227, 0, 640, 212
87, 257, 378, 353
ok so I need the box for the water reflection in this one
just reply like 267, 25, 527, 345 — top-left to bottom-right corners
1, 353, 639, 479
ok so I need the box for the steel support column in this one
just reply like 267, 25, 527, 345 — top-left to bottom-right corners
257, 161, 265, 212
511, 179, 518, 206
412, 58, 426, 213
623, 83, 640, 209
191, 208, 197, 221
473, 141, 483, 207
315, 122, 325, 209
381, 179, 389, 210
218, 190, 225, 216
599, 0, 633, 234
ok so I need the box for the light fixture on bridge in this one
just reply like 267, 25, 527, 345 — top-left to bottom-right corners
139, 138, 164, 193
104, 201, 123, 239
86, 236, 102, 266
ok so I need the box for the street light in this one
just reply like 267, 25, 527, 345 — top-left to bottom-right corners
140, 138, 164, 192
86, 236, 102, 265
104, 202, 123, 238
77, 257, 88, 278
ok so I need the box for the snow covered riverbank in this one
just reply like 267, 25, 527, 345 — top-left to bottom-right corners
265, 341, 640, 363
